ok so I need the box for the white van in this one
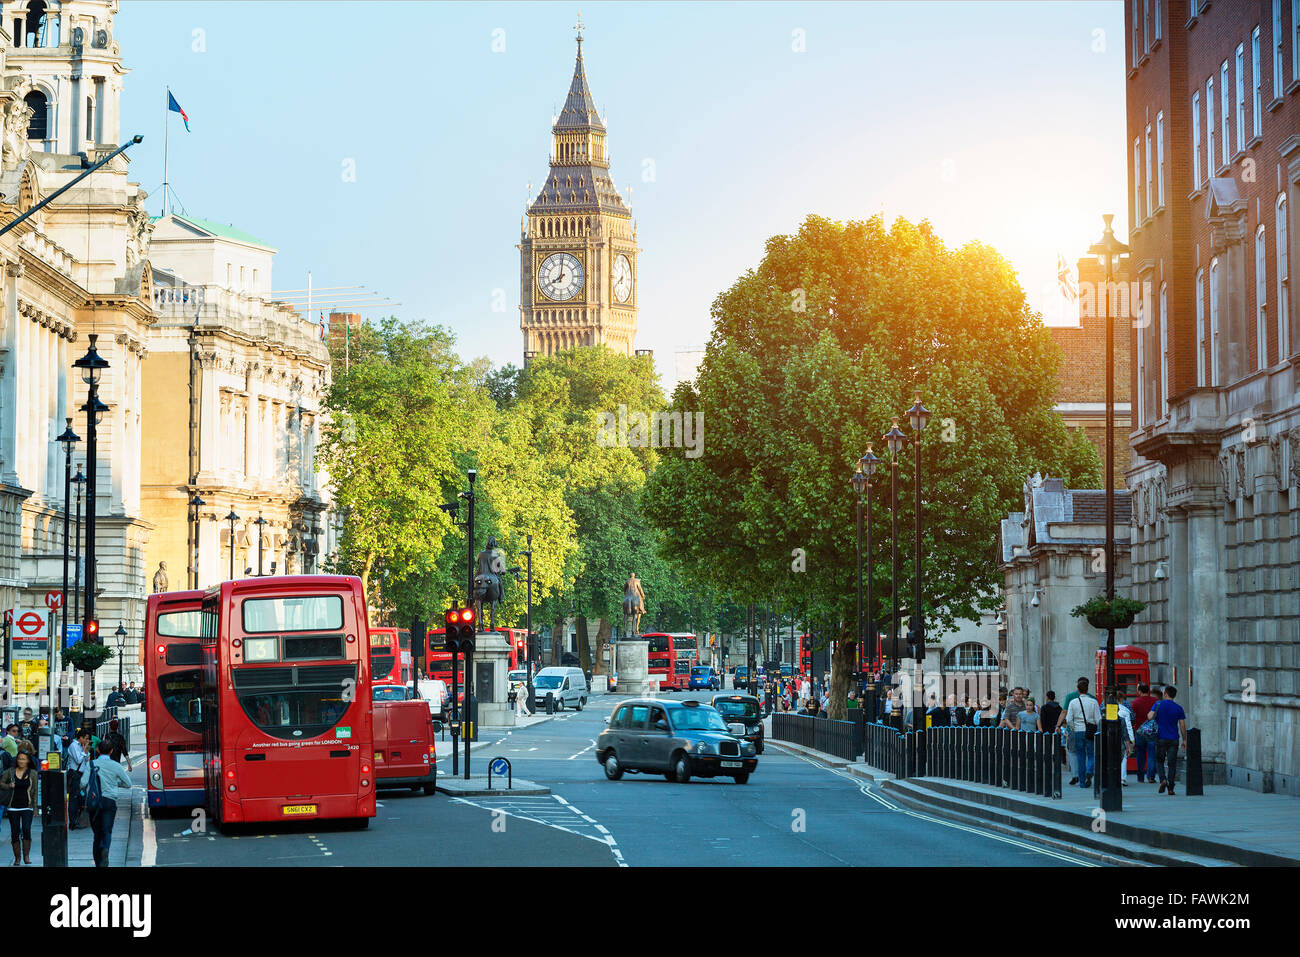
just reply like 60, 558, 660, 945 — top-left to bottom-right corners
532, 666, 588, 711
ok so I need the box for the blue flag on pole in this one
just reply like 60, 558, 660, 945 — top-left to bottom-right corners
168, 91, 190, 132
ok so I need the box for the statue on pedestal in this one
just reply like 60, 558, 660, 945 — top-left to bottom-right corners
473, 536, 506, 628
152, 561, 168, 594
623, 573, 646, 636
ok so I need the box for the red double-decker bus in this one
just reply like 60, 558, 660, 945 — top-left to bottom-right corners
502, 628, 527, 670
145, 590, 206, 815
644, 633, 699, 691
199, 575, 376, 828
369, 626, 414, 687
799, 634, 813, 676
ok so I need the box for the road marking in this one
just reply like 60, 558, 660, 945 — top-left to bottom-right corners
567, 739, 597, 760
772, 744, 1096, 866
450, 794, 626, 867
140, 794, 157, 867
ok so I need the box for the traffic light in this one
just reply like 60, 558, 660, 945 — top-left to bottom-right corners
444, 607, 475, 653
86, 619, 100, 642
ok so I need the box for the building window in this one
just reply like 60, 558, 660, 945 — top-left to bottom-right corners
1275, 0, 1285, 99
1210, 259, 1221, 385
1256, 226, 1269, 370
1136, 315, 1146, 424
23, 91, 46, 141
1192, 91, 1202, 189
1196, 269, 1207, 386
1278, 194, 1290, 357
226, 263, 231, 286
1144, 125, 1153, 216
1220, 61, 1231, 166
943, 643, 998, 671
1133, 0, 1141, 67
1133, 138, 1142, 223
85, 95, 94, 142
1294, 0, 1300, 83
1253, 27, 1264, 138
1143, 0, 1150, 51
1154, 0, 1161, 41
1156, 111, 1165, 206
1235, 45, 1246, 151
1160, 283, 1169, 416
1206, 77, 1216, 176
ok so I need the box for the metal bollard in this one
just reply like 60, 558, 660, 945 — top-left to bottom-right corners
40, 768, 68, 867
545, 692, 554, 715
1185, 727, 1203, 795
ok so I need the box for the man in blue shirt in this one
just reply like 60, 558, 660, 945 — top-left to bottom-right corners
1150, 685, 1187, 795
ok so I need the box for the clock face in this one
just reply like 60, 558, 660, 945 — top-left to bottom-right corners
613, 254, 632, 303
538, 252, 584, 301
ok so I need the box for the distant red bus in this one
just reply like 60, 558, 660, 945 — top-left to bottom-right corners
502, 628, 527, 671
799, 634, 813, 676
145, 590, 206, 814
200, 575, 376, 828
369, 626, 414, 687
644, 633, 699, 691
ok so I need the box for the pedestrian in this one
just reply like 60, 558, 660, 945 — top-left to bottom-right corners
65, 730, 92, 830
1017, 697, 1041, 732
105, 685, 125, 709
1129, 683, 1158, 783
1116, 696, 1135, 786
1000, 687, 1027, 731
0, 750, 37, 865
1149, 685, 1187, 795
103, 718, 132, 772
0, 726, 16, 769
16, 709, 36, 745
799, 675, 811, 709
85, 741, 133, 867
1038, 691, 1062, 742
515, 675, 532, 717
1057, 677, 1101, 788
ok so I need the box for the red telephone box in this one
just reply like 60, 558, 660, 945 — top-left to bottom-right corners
1096, 645, 1150, 772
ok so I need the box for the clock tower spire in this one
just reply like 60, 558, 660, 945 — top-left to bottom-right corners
519, 22, 638, 362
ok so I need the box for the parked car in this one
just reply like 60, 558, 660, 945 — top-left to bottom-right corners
416, 678, 449, 724
507, 669, 528, 704
596, 698, 757, 784
532, 666, 588, 711
711, 693, 764, 754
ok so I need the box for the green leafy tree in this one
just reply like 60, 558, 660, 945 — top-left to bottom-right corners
644, 214, 1101, 717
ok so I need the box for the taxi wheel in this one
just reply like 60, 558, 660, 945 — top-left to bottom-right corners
733, 772, 750, 784
603, 753, 623, 780
672, 752, 692, 784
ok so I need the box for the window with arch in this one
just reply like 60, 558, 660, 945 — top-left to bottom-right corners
23, 90, 47, 141
1195, 268, 1206, 386
942, 643, 998, 671
1159, 283, 1169, 416
1209, 259, 1221, 385
1256, 225, 1268, 370
1279, 194, 1290, 358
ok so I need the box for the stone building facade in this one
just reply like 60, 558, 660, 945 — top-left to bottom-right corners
1123, 0, 1300, 792
0, 0, 155, 700
143, 214, 332, 594
1000, 475, 1132, 703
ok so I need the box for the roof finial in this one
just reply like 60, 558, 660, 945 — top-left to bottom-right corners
575, 10, 584, 45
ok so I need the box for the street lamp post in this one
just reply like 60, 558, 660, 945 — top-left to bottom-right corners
72, 335, 109, 633
225, 511, 240, 580
906, 393, 931, 764
851, 461, 868, 695
521, 534, 533, 673
72, 470, 85, 626
860, 445, 880, 682
56, 419, 80, 669
115, 622, 126, 692
1089, 213, 1130, 813
188, 495, 205, 589
254, 513, 267, 576
883, 416, 907, 690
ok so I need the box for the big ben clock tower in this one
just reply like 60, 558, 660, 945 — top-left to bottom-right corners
519, 19, 638, 361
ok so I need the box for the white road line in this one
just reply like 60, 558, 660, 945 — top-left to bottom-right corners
567, 739, 597, 760
140, 793, 157, 867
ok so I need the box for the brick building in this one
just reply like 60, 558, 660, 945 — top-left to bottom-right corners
1048, 255, 1133, 489
1123, 0, 1300, 793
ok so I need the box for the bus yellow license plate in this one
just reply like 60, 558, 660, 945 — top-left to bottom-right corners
282, 804, 318, 816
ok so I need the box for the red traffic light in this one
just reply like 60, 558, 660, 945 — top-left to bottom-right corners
86, 620, 99, 639
461, 607, 474, 624
445, 609, 461, 625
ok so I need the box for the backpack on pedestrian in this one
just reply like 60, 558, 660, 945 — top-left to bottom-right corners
83, 764, 104, 814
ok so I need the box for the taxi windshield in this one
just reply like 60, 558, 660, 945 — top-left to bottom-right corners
670, 707, 728, 732
713, 699, 759, 719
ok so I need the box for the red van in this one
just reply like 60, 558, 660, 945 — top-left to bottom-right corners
372, 690, 437, 794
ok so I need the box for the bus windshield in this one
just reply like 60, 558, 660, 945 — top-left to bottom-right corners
242, 595, 344, 634
233, 665, 354, 739
646, 636, 670, 653
371, 655, 395, 681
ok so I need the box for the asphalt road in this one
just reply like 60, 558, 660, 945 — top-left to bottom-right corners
148, 691, 1096, 867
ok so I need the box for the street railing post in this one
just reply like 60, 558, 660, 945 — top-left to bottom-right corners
1186, 727, 1203, 796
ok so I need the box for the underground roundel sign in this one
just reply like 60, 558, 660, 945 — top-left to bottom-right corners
15, 612, 45, 638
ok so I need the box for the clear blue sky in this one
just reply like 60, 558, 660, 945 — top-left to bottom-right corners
117, 1, 1127, 385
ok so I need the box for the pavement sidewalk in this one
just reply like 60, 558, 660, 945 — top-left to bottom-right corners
30, 744, 147, 868
768, 733, 1300, 867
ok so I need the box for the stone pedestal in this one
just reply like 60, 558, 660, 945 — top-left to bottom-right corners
615, 640, 649, 696
471, 630, 514, 728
